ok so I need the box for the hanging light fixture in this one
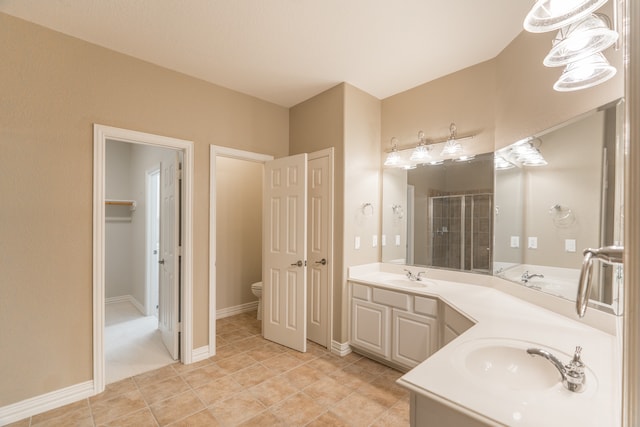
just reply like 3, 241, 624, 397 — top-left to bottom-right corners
384, 137, 401, 166
410, 131, 432, 163
544, 13, 618, 67
512, 137, 548, 166
523, 0, 608, 33
553, 52, 616, 91
441, 123, 463, 156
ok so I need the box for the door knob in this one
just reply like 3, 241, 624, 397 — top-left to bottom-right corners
290, 260, 303, 267
158, 259, 165, 265
315, 258, 327, 265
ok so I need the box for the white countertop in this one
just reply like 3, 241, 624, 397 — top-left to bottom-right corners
348, 263, 622, 427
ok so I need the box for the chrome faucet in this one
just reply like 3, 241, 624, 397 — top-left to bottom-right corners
404, 269, 427, 281
521, 270, 544, 283
526, 346, 586, 392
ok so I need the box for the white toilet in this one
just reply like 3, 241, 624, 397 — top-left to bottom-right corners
251, 281, 263, 320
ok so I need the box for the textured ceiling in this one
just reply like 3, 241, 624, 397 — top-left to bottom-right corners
0, 0, 532, 107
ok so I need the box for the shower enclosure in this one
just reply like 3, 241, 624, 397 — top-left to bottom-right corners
429, 193, 492, 272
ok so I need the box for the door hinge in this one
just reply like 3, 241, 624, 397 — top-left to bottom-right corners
178, 322, 182, 333
177, 246, 182, 256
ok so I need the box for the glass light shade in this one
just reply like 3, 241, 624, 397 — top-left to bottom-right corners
544, 14, 618, 67
441, 138, 463, 156
456, 155, 476, 162
523, 0, 608, 33
553, 52, 616, 91
494, 155, 515, 170
427, 160, 444, 166
384, 150, 401, 166
410, 144, 431, 162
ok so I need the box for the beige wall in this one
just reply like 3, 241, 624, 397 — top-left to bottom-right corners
0, 13, 288, 406
215, 157, 263, 310
342, 84, 382, 341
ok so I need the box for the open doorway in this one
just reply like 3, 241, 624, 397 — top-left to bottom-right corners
103, 141, 180, 383
93, 125, 194, 395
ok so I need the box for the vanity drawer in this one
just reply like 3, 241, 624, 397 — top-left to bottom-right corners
414, 296, 438, 316
352, 283, 371, 301
373, 288, 410, 310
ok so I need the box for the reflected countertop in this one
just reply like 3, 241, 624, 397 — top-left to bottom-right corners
347, 263, 621, 427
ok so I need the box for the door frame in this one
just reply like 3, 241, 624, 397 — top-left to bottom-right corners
93, 124, 194, 394
209, 145, 273, 357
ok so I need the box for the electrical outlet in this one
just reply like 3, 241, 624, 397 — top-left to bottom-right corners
354, 236, 361, 250
565, 239, 576, 252
395, 235, 401, 246
528, 237, 538, 249
510, 236, 520, 248
382, 235, 387, 246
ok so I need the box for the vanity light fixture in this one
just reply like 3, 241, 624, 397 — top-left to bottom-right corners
409, 131, 432, 162
513, 137, 548, 166
523, 0, 608, 33
441, 123, 464, 157
384, 137, 401, 166
553, 52, 617, 91
494, 153, 515, 170
544, 13, 618, 67
455, 155, 476, 162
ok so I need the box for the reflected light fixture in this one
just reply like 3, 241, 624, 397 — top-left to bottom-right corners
384, 137, 401, 166
441, 123, 463, 156
410, 131, 432, 162
553, 52, 616, 91
512, 137, 548, 166
494, 153, 515, 170
523, 0, 608, 33
544, 13, 618, 67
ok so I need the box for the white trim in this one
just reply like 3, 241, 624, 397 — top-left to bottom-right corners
209, 145, 274, 358
93, 124, 195, 396
0, 381, 94, 425
105, 295, 146, 315
216, 301, 259, 319
191, 346, 211, 363
331, 340, 352, 357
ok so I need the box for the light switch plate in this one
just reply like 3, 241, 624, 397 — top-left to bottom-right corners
565, 239, 576, 252
528, 237, 538, 249
510, 236, 520, 248
395, 235, 401, 246
382, 235, 386, 246
372, 235, 378, 247
354, 236, 360, 250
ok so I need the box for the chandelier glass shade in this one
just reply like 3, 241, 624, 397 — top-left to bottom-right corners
523, 0, 608, 33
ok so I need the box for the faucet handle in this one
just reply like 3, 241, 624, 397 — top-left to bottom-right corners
564, 346, 586, 392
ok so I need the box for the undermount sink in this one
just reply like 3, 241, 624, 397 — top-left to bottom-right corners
452, 338, 592, 393
385, 279, 430, 288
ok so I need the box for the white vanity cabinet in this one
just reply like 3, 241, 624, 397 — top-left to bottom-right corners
350, 282, 439, 370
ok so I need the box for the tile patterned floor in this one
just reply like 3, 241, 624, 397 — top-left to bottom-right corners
10, 311, 409, 426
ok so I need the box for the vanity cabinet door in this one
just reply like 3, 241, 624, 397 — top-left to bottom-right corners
391, 309, 438, 369
351, 299, 390, 358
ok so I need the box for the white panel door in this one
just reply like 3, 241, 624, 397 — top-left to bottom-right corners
263, 154, 308, 352
159, 152, 180, 360
307, 154, 330, 347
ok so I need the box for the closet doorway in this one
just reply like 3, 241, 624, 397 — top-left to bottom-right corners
93, 125, 194, 395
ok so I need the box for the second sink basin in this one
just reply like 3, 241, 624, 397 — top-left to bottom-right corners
451, 338, 592, 393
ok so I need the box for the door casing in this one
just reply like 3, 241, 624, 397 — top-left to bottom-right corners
93, 124, 194, 394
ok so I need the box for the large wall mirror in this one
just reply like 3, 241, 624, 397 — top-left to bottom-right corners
382, 100, 624, 315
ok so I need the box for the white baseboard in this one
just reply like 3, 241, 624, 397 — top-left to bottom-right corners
216, 301, 258, 319
331, 340, 352, 357
191, 346, 210, 363
106, 295, 145, 315
0, 381, 94, 426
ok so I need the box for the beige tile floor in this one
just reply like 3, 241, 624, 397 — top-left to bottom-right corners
10, 311, 409, 426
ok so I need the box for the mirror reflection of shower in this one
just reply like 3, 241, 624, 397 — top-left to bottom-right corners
427, 193, 493, 272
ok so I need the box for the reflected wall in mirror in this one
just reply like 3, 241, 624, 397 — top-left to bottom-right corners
382, 153, 494, 273
493, 101, 624, 314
